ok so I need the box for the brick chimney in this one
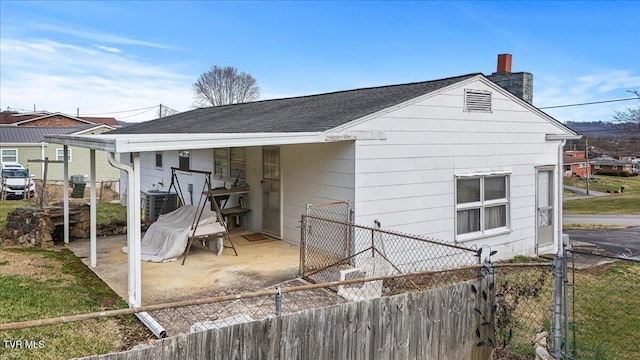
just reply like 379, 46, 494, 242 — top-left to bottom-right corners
487, 53, 533, 104
496, 53, 512, 73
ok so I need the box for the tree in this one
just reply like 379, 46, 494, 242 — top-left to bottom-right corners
613, 106, 640, 124
192, 66, 260, 107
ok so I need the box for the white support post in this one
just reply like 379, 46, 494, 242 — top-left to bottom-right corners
63, 145, 69, 244
90, 150, 97, 267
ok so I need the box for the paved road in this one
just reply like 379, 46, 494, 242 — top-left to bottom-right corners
565, 226, 640, 256
563, 214, 640, 226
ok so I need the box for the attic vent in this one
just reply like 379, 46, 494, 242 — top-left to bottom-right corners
464, 89, 492, 112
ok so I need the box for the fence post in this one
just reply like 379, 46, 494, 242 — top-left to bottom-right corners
275, 287, 282, 316
553, 248, 564, 358
299, 214, 306, 276
562, 235, 571, 359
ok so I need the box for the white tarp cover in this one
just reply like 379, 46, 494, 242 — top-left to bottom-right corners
124, 205, 216, 262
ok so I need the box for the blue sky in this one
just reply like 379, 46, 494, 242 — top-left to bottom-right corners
1, 1, 639, 123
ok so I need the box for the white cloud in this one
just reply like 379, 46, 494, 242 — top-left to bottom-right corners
96, 45, 122, 53
32, 22, 179, 50
534, 70, 640, 123
0, 38, 194, 122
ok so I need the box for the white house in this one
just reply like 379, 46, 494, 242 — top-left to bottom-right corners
45, 54, 579, 307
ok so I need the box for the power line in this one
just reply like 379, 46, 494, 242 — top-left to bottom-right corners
79, 105, 160, 116
118, 107, 158, 120
539, 97, 638, 110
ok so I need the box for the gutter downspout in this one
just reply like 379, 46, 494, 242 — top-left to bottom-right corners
107, 152, 166, 338
107, 152, 138, 306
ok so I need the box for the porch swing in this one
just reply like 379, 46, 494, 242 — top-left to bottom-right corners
141, 167, 238, 265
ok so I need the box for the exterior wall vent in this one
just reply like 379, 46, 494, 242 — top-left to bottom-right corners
464, 89, 492, 112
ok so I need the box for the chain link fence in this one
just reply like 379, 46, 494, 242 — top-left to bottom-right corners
2, 261, 560, 360
566, 249, 640, 360
301, 202, 480, 285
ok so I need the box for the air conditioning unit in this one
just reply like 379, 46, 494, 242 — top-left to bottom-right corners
142, 190, 178, 221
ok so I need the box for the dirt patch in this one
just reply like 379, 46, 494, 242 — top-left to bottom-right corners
0, 249, 74, 283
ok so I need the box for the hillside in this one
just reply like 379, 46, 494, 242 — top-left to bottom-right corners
565, 121, 640, 156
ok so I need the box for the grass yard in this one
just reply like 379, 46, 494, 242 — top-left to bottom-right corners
0, 200, 134, 359
0, 248, 151, 359
564, 175, 640, 214
570, 261, 640, 359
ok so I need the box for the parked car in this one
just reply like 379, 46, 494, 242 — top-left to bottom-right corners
1, 162, 36, 199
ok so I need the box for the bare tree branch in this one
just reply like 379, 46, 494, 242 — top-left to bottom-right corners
193, 66, 260, 107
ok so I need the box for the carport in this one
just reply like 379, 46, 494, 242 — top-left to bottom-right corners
44, 132, 326, 308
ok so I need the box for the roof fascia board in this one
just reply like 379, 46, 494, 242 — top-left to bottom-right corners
72, 124, 116, 135
546, 134, 583, 141
44, 134, 118, 152
45, 132, 326, 153
327, 75, 486, 133
0, 143, 42, 147
15, 112, 94, 126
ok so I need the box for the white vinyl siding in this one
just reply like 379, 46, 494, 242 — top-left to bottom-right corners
281, 142, 355, 244
341, 77, 565, 260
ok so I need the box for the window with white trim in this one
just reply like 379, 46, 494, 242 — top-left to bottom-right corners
1, 149, 18, 162
178, 150, 190, 170
155, 152, 163, 169
56, 148, 72, 162
214, 147, 246, 182
456, 174, 510, 239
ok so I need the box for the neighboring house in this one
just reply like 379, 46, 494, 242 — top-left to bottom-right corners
590, 156, 633, 174
0, 125, 121, 182
563, 151, 588, 178
0, 111, 120, 128
46, 54, 579, 265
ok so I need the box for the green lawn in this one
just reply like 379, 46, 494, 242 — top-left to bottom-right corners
0, 248, 150, 359
564, 175, 640, 214
571, 261, 640, 359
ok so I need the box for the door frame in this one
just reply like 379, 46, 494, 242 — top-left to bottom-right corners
535, 165, 556, 254
261, 146, 283, 238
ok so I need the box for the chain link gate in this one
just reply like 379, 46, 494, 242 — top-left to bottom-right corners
299, 201, 352, 283
561, 247, 640, 360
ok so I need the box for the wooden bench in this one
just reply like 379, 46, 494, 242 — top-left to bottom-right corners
220, 207, 250, 230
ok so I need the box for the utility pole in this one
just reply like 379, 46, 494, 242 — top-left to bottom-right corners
585, 138, 589, 195
159, 104, 163, 118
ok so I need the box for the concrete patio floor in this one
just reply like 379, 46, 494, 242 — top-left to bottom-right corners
66, 231, 301, 305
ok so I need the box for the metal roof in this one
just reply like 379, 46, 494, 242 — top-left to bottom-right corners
0, 126, 98, 144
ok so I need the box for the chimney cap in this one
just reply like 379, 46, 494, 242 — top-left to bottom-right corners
497, 53, 512, 73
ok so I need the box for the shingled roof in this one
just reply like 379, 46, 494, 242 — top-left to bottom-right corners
111, 73, 481, 135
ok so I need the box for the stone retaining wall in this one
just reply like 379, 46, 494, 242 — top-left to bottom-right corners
2, 202, 90, 248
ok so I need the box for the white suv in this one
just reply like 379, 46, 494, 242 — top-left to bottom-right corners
1, 162, 36, 199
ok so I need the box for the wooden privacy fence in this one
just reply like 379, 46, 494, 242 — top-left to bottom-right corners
75, 280, 489, 360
